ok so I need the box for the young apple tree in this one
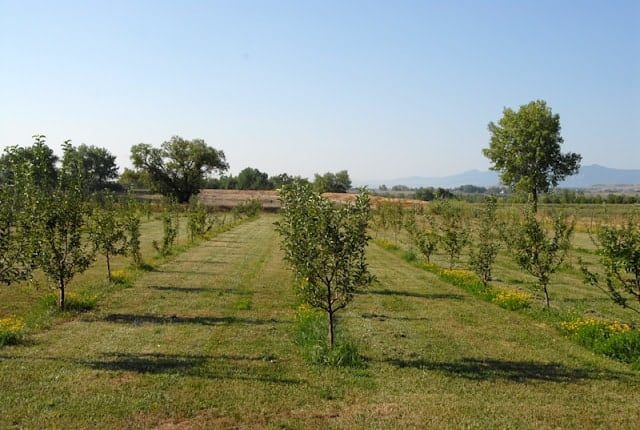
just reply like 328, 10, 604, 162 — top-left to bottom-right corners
506, 205, 574, 309
581, 217, 640, 314
0, 146, 36, 284
31, 140, 95, 310
469, 196, 501, 286
276, 181, 373, 348
88, 192, 129, 282
432, 200, 470, 269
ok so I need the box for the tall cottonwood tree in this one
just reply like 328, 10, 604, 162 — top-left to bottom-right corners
276, 181, 373, 348
313, 170, 352, 193
131, 136, 228, 203
74, 144, 119, 192
483, 100, 581, 211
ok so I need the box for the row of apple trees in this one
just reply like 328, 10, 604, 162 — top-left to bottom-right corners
275, 99, 639, 358
375, 197, 640, 316
0, 137, 219, 310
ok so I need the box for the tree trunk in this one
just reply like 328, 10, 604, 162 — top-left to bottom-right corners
328, 310, 335, 349
543, 283, 550, 309
59, 279, 66, 311
326, 281, 335, 348
106, 251, 111, 283
532, 188, 539, 213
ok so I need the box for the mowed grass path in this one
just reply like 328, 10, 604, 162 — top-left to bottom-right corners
1, 214, 640, 429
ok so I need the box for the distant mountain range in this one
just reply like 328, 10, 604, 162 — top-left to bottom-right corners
360, 165, 640, 189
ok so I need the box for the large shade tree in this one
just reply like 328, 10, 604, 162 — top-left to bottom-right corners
313, 170, 352, 193
74, 144, 119, 192
131, 136, 229, 203
483, 100, 581, 211
236, 167, 273, 190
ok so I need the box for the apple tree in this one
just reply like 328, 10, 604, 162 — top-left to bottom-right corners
276, 181, 373, 348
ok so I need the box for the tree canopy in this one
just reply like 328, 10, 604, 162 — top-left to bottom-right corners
313, 170, 352, 193
483, 100, 581, 211
275, 180, 373, 348
131, 136, 228, 203
73, 144, 119, 192
236, 167, 272, 190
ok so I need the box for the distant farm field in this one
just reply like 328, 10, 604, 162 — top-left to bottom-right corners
1, 209, 640, 429
197, 189, 428, 210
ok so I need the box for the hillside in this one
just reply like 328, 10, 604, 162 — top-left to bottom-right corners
361, 164, 640, 189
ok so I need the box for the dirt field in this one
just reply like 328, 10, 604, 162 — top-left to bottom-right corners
197, 189, 281, 209
198, 189, 427, 209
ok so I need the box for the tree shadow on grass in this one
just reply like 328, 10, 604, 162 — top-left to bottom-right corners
361, 312, 431, 322
367, 289, 465, 301
149, 285, 211, 293
78, 352, 301, 384
103, 313, 278, 326
170, 258, 230, 264
152, 269, 228, 276
386, 357, 637, 383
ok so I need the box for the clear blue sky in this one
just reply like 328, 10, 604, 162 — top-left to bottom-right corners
1, 0, 638, 183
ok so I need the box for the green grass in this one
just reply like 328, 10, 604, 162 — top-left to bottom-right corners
1, 213, 640, 428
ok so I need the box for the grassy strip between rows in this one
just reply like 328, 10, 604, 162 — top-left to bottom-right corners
3, 214, 640, 428
0, 214, 259, 348
373, 238, 640, 369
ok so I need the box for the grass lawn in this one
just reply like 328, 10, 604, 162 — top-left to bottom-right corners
1, 214, 639, 429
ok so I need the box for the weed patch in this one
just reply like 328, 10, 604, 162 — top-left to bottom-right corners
0, 316, 25, 345
401, 249, 417, 263
489, 288, 532, 311
232, 297, 252, 310
562, 318, 640, 368
110, 270, 133, 287
293, 304, 366, 368
40, 293, 98, 313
